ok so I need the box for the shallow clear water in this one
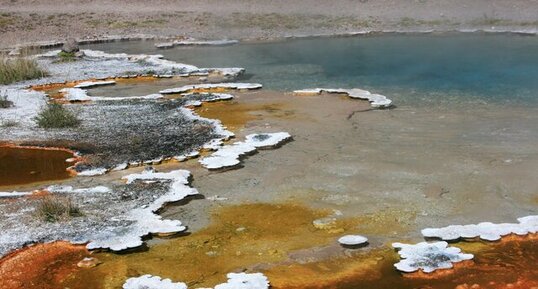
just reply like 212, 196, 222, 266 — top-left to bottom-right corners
83, 33, 538, 106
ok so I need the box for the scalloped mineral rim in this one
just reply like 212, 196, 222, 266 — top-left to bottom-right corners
199, 142, 257, 169
60, 86, 165, 102
182, 92, 234, 103
39, 49, 245, 77
155, 38, 239, 49
199, 132, 292, 170
123, 275, 187, 289
123, 273, 269, 289
215, 273, 270, 289
59, 87, 91, 102
77, 167, 108, 176
86, 169, 198, 251
244, 132, 293, 149
421, 215, 538, 241
392, 241, 474, 273
74, 80, 116, 88
0, 185, 110, 199
293, 88, 392, 108
159, 83, 263, 94
337, 234, 368, 246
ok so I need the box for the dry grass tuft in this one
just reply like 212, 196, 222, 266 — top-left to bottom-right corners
36, 196, 83, 222
0, 55, 48, 85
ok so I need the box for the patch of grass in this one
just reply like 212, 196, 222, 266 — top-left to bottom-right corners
36, 196, 83, 222
222, 13, 377, 31
519, 20, 538, 26
471, 17, 538, 27
473, 14, 511, 26
34, 103, 81, 128
86, 18, 168, 29
85, 19, 102, 28
398, 17, 450, 27
0, 92, 13, 108
0, 56, 48, 85
0, 14, 14, 29
56, 51, 77, 63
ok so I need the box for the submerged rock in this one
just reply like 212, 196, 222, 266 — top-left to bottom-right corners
77, 257, 101, 268
313, 217, 338, 230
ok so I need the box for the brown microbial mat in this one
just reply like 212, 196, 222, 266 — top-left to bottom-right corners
0, 145, 75, 187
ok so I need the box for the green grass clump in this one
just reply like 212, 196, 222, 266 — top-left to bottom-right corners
34, 103, 81, 128
36, 196, 83, 222
56, 51, 77, 62
0, 56, 48, 85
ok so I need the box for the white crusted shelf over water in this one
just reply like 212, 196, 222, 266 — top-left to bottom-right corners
86, 168, 198, 251
199, 132, 292, 170
155, 38, 239, 49
59, 87, 91, 102
392, 241, 473, 273
160, 83, 262, 94
74, 80, 116, 89
421, 215, 538, 241
294, 88, 392, 108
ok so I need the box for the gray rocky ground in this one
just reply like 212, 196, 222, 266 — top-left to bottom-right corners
0, 51, 237, 170
1, 0, 538, 48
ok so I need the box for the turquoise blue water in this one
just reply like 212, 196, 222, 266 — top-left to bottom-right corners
84, 34, 538, 106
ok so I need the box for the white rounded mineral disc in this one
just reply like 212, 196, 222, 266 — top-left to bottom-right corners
338, 235, 368, 246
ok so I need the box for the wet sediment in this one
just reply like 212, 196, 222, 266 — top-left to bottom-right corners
4, 203, 534, 289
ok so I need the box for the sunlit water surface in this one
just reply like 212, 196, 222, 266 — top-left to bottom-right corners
84, 33, 538, 106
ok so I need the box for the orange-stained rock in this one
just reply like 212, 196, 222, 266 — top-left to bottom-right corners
77, 257, 102, 268
0, 241, 90, 289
